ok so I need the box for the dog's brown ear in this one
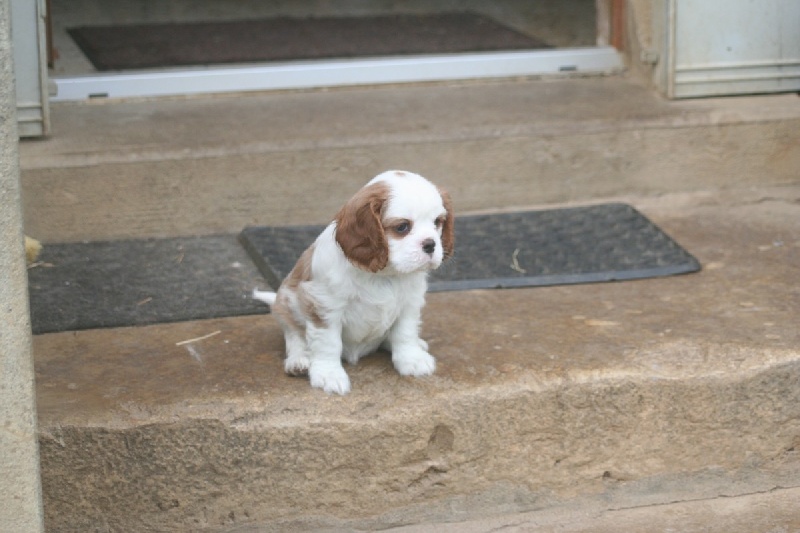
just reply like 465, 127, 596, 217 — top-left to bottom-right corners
335, 182, 390, 272
438, 187, 455, 259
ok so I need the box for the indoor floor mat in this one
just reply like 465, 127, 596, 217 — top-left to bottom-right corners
68, 12, 549, 71
240, 203, 701, 293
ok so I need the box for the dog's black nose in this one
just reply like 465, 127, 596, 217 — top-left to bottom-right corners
422, 239, 436, 255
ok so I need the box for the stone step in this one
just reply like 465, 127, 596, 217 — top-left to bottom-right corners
34, 186, 800, 531
19, 76, 800, 243
393, 487, 800, 533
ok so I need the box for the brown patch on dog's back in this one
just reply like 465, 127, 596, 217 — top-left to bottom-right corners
298, 290, 325, 329
275, 243, 327, 329
272, 291, 301, 332
286, 244, 314, 289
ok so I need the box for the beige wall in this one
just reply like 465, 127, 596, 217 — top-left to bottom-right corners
0, 0, 45, 530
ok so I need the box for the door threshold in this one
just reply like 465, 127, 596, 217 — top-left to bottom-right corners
51, 47, 622, 101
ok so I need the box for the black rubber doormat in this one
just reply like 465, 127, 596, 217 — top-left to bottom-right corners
27, 235, 266, 334
240, 203, 701, 293
67, 12, 549, 71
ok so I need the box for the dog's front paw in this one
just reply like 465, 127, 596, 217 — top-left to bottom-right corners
309, 362, 351, 395
393, 347, 436, 377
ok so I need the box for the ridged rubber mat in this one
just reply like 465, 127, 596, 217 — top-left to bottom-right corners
240, 203, 701, 293
28, 204, 699, 334
27, 235, 266, 334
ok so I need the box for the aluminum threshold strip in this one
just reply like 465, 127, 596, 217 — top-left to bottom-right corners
51, 47, 622, 101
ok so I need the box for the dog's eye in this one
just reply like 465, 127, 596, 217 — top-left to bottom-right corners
395, 221, 412, 235
434, 216, 445, 229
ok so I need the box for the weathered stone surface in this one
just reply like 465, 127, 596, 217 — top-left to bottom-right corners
391, 486, 800, 533
0, 2, 44, 531
35, 187, 800, 531
19, 77, 800, 242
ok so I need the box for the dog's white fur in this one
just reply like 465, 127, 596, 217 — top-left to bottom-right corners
253, 170, 454, 395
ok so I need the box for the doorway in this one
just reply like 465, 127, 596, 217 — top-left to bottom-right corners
47, 0, 623, 101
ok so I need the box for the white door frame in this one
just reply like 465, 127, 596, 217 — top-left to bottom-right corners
30, 1, 626, 104
11, 0, 49, 136
51, 47, 623, 102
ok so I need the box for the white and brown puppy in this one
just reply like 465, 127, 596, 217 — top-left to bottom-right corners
253, 170, 454, 395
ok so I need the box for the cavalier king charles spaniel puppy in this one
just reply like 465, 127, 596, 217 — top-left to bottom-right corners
253, 170, 454, 395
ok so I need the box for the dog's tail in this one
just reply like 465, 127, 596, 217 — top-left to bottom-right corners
252, 288, 277, 307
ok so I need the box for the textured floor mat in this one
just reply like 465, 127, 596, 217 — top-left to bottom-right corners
28, 204, 699, 334
240, 203, 701, 293
68, 12, 549, 71
27, 235, 266, 334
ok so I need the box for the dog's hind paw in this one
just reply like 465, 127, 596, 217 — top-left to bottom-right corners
284, 354, 310, 376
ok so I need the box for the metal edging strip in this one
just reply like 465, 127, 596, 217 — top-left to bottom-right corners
51, 47, 623, 101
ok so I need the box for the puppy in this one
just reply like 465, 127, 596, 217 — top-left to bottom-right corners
253, 170, 454, 395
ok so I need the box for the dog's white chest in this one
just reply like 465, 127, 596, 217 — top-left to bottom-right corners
337, 274, 426, 358
341, 281, 404, 343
